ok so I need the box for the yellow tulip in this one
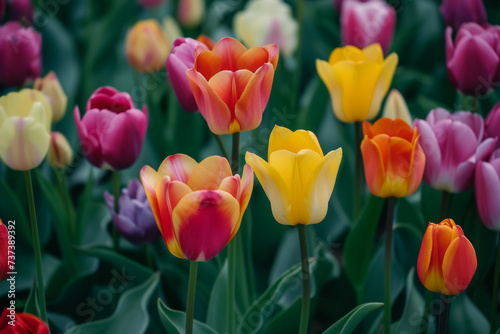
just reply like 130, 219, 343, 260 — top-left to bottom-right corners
316, 43, 398, 123
382, 89, 412, 126
34, 71, 67, 123
245, 125, 342, 225
48, 131, 73, 169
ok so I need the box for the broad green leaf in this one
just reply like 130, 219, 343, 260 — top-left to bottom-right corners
322, 303, 383, 334
157, 299, 218, 334
0, 177, 31, 244
24, 281, 41, 317
448, 293, 489, 334
75, 168, 94, 243
206, 261, 228, 333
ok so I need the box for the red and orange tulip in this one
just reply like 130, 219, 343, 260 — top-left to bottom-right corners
186, 37, 278, 134
361, 118, 425, 198
0, 308, 49, 333
417, 219, 477, 295
140, 154, 253, 261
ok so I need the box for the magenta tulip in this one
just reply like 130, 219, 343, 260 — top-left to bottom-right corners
341, 0, 395, 53
415, 108, 496, 193
74, 87, 148, 170
333, 0, 370, 14
475, 148, 500, 231
0, 22, 41, 87
486, 102, 500, 148
440, 0, 486, 29
446, 23, 500, 96
7, 0, 33, 23
138, 0, 165, 7
166, 37, 210, 112
0, 0, 5, 21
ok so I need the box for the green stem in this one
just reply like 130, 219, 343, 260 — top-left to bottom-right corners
384, 197, 396, 334
354, 122, 363, 221
298, 224, 310, 334
490, 234, 500, 334
25, 171, 47, 323
439, 191, 453, 222
438, 294, 449, 334
112, 171, 120, 251
472, 95, 478, 114
145, 244, 154, 270
420, 290, 433, 334
186, 261, 198, 334
292, 0, 306, 116
214, 134, 230, 160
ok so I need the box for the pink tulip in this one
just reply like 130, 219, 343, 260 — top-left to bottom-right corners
7, 0, 34, 23
333, 0, 370, 14
415, 108, 496, 193
341, 0, 395, 53
166, 37, 210, 112
138, 0, 165, 7
440, 0, 486, 29
0, 0, 5, 21
74, 87, 148, 170
485, 102, 500, 148
475, 148, 500, 231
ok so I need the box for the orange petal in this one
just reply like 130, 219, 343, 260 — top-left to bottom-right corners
384, 135, 414, 197
212, 37, 248, 71
197, 34, 215, 50
237, 46, 270, 72
363, 118, 414, 141
208, 69, 253, 115
157, 154, 197, 182
407, 135, 426, 196
187, 155, 232, 191
263, 44, 279, 69
140, 165, 162, 233
417, 223, 434, 289
361, 136, 387, 197
194, 50, 222, 81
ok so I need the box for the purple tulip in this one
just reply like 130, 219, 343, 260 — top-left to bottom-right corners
446, 23, 500, 96
440, 0, 486, 30
415, 108, 496, 193
333, 0, 370, 14
166, 37, 209, 112
485, 102, 500, 148
7, 0, 33, 23
475, 148, 500, 231
0, 22, 41, 87
138, 0, 165, 7
74, 87, 148, 170
341, 0, 395, 53
104, 179, 161, 245
0, 0, 5, 21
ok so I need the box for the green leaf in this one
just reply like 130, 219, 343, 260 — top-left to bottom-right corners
65, 272, 160, 334
75, 168, 94, 244
206, 260, 228, 333
157, 299, 218, 334
24, 281, 41, 317
448, 293, 489, 334
322, 303, 384, 334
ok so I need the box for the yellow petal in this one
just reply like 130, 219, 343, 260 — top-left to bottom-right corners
0, 89, 52, 131
382, 89, 412, 126
366, 52, 398, 120
328, 45, 367, 65
316, 59, 348, 122
268, 125, 323, 160
187, 155, 232, 191
361, 43, 384, 64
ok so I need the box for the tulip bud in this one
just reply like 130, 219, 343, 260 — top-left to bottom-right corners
48, 132, 73, 169
177, 0, 205, 28
0, 309, 49, 333
0, 22, 41, 87
485, 102, 500, 148
125, 19, 169, 73
341, 0, 396, 54
333, 0, 370, 14
6, 0, 34, 24
417, 219, 477, 295
161, 16, 182, 48
440, 0, 486, 29
382, 89, 412, 126
138, 0, 165, 8
34, 71, 68, 123
0, 219, 8, 282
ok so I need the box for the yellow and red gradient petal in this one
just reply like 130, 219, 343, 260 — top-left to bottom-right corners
363, 118, 414, 142
140, 165, 163, 231
218, 174, 240, 199
208, 70, 252, 114
197, 34, 215, 50
268, 125, 323, 159
384, 136, 415, 197
172, 190, 240, 261
442, 225, 477, 295
194, 50, 222, 81
361, 135, 388, 197
263, 44, 279, 69
237, 46, 271, 72
187, 156, 232, 191
407, 134, 426, 196
238, 164, 254, 214
157, 154, 197, 182
212, 38, 248, 72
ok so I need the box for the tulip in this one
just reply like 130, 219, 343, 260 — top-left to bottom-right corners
140, 154, 253, 261
125, 19, 169, 73
415, 108, 496, 193
0, 0, 5, 21
446, 23, 500, 96
440, 0, 486, 29
485, 102, 500, 148
104, 179, 161, 245
417, 219, 477, 295
475, 149, 500, 231
361, 118, 425, 198
7, 0, 33, 23
333, 0, 370, 13
316, 44, 398, 123
177, 0, 205, 28
166, 37, 210, 112
186, 37, 279, 134
34, 71, 68, 123
234, 0, 298, 57
245, 125, 342, 225
0, 219, 8, 282
74, 86, 148, 170
0, 89, 52, 171
138, 0, 165, 7
0, 22, 41, 87
341, 0, 395, 54
161, 16, 182, 48
0, 308, 49, 333
382, 89, 412, 126
47, 131, 73, 169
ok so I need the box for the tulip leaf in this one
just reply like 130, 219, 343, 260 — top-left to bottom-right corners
322, 303, 383, 334
65, 272, 159, 334
206, 260, 229, 333
75, 168, 94, 244
157, 299, 218, 334
448, 293, 489, 334
0, 177, 31, 244
24, 281, 41, 318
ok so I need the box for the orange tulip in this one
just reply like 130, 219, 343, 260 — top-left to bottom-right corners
417, 219, 477, 295
186, 37, 278, 134
361, 117, 425, 198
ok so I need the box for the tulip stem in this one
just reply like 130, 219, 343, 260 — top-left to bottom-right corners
354, 121, 363, 221
420, 290, 433, 334
298, 224, 310, 334
145, 244, 154, 270
384, 197, 396, 334
472, 96, 478, 114
186, 260, 198, 334
292, 0, 306, 116
25, 170, 47, 323
438, 294, 449, 334
490, 234, 500, 334
112, 171, 120, 251
214, 134, 230, 160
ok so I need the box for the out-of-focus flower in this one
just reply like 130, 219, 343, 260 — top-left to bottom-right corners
34, 71, 67, 123
187, 37, 278, 134
140, 154, 253, 261
0, 89, 51, 171
0, 219, 8, 282
475, 149, 500, 231
0, 22, 41, 87
47, 132, 73, 169
234, 0, 298, 57
161, 16, 182, 49
417, 219, 477, 295
196, 34, 215, 50
166, 37, 210, 112
440, 0, 486, 29
333, 0, 370, 14
361, 118, 425, 198
7, 0, 33, 23
415, 108, 496, 193
0, 0, 5, 21
341, 0, 395, 54
138, 0, 165, 7
382, 89, 412, 126
0, 308, 49, 333
125, 19, 169, 73
446, 23, 500, 96
104, 179, 160, 245
74, 87, 148, 170
177, 0, 205, 28
245, 125, 342, 226
316, 44, 397, 123
485, 102, 500, 148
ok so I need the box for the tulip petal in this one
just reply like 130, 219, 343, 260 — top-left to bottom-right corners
140, 165, 163, 233
158, 153, 197, 182
415, 119, 442, 187
363, 117, 413, 142
194, 50, 222, 81
475, 162, 500, 230
263, 44, 279, 69
361, 135, 387, 197
268, 125, 323, 159
366, 52, 398, 120
362, 43, 384, 63
237, 46, 270, 72
187, 155, 232, 191
0, 89, 52, 130
172, 190, 239, 261
328, 45, 367, 64
212, 37, 248, 71
316, 59, 347, 122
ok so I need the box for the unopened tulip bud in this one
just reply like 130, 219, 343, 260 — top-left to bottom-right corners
382, 89, 412, 126
34, 71, 68, 123
440, 0, 486, 29
177, 0, 205, 28
48, 132, 73, 169
7, 0, 33, 24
